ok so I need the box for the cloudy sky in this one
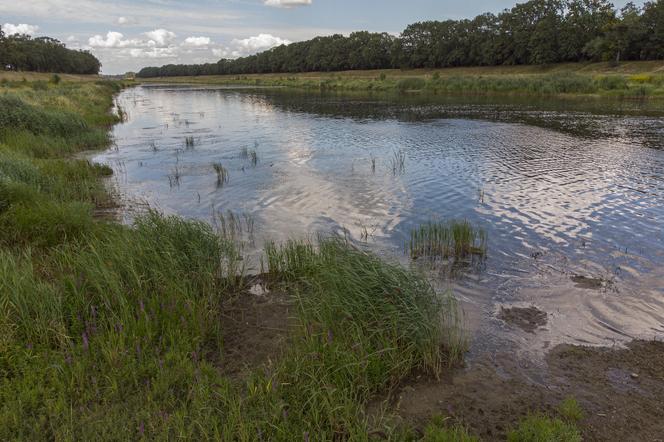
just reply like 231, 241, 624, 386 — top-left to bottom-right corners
2, 0, 635, 74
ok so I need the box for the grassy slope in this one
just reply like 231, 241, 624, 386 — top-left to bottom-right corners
0, 77, 583, 441
140, 60, 664, 97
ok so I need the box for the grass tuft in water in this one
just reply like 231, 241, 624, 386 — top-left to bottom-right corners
410, 220, 487, 261
390, 149, 406, 175
212, 162, 229, 186
184, 136, 195, 148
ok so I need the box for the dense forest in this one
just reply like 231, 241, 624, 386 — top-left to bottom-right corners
0, 27, 101, 74
138, 0, 664, 78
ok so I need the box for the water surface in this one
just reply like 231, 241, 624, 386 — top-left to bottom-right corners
95, 85, 664, 357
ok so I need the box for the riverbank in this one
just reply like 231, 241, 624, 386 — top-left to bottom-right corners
138, 60, 664, 98
2, 77, 663, 440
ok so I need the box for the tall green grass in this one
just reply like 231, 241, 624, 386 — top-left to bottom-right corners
0, 79, 467, 439
410, 220, 487, 261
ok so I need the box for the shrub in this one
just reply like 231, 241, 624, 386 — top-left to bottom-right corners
397, 77, 427, 91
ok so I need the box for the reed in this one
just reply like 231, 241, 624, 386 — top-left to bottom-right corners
390, 149, 406, 175
409, 220, 487, 261
212, 162, 228, 186
184, 136, 195, 148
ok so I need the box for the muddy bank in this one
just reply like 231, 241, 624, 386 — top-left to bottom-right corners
388, 340, 664, 441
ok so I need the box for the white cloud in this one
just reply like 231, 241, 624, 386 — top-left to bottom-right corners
231, 33, 290, 54
143, 28, 176, 46
264, 0, 312, 8
125, 47, 178, 59
66, 35, 77, 42
2, 23, 39, 36
211, 33, 290, 59
117, 16, 138, 26
182, 36, 211, 47
88, 31, 125, 47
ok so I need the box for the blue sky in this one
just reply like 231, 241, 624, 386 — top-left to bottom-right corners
1, 0, 636, 74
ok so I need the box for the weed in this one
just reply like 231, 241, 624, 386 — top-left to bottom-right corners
423, 415, 478, 441
558, 397, 584, 422
508, 414, 581, 442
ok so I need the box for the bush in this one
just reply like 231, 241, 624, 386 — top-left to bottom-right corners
397, 77, 427, 91
594, 75, 628, 90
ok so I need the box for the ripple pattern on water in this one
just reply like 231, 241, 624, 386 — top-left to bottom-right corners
96, 85, 664, 351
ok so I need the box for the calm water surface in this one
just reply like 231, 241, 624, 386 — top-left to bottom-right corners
95, 85, 664, 358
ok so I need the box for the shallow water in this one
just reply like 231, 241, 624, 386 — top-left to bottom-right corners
95, 85, 664, 357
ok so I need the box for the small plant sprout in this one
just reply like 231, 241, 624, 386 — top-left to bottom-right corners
390, 149, 406, 175
249, 149, 258, 167
168, 165, 182, 188
212, 162, 229, 187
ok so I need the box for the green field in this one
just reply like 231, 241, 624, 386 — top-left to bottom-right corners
138, 61, 664, 98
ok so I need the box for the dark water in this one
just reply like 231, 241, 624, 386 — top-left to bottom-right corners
95, 85, 664, 356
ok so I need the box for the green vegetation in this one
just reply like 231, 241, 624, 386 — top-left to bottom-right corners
141, 64, 664, 98
138, 0, 664, 79
0, 27, 100, 74
558, 397, 584, 422
0, 78, 470, 440
212, 161, 229, 186
410, 220, 487, 261
422, 416, 479, 442
508, 415, 582, 442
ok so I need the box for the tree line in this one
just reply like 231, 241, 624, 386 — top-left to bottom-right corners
138, 0, 664, 78
0, 27, 101, 75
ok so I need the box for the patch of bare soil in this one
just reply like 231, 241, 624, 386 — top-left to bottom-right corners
498, 306, 547, 333
384, 340, 664, 441
218, 280, 295, 379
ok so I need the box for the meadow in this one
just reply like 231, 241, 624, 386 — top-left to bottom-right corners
0, 77, 584, 440
139, 60, 664, 98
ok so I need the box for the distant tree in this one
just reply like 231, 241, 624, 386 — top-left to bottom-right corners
0, 32, 101, 74
136, 0, 664, 78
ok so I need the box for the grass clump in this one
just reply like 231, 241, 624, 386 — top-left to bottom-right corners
508, 414, 582, 442
0, 95, 88, 138
397, 77, 427, 91
558, 397, 584, 422
422, 415, 479, 441
390, 149, 406, 175
212, 162, 229, 186
410, 220, 487, 261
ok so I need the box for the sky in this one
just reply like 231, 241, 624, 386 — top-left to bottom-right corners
1, 0, 637, 74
